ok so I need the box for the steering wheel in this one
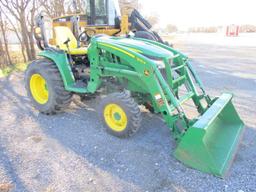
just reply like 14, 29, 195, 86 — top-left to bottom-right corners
78, 28, 97, 43
78, 31, 88, 43
85, 29, 96, 38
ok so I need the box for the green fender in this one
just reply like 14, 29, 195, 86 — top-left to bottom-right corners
38, 49, 102, 93
38, 50, 75, 88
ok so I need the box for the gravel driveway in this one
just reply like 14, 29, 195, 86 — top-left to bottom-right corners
0, 36, 256, 192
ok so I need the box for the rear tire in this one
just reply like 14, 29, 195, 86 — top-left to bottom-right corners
98, 90, 142, 138
25, 59, 72, 115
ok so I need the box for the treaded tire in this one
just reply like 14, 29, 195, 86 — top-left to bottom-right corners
25, 59, 72, 115
98, 90, 142, 138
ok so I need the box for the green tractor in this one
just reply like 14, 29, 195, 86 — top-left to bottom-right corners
26, 14, 244, 177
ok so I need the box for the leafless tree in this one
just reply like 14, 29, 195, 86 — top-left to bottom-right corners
119, 0, 139, 15
0, 0, 38, 61
0, 9, 27, 62
69, 0, 85, 14
0, 11, 12, 66
27, 0, 37, 60
39, 0, 66, 18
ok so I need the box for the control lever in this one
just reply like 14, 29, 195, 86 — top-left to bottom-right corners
64, 38, 71, 45
63, 38, 73, 64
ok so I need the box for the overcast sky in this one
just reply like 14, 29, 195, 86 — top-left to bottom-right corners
140, 0, 256, 29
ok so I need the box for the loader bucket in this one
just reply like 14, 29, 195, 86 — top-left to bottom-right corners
174, 93, 244, 177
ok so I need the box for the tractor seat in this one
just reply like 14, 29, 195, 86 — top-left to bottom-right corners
54, 26, 87, 55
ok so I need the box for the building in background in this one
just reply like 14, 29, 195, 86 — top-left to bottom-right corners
226, 24, 239, 37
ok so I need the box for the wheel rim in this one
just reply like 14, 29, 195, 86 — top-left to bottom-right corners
104, 103, 128, 132
30, 74, 49, 104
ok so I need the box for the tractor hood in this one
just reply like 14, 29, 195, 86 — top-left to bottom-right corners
95, 36, 173, 59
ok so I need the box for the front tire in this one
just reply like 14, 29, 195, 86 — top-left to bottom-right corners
25, 59, 72, 114
98, 90, 142, 138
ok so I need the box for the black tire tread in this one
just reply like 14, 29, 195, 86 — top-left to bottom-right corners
25, 59, 72, 115
98, 90, 142, 138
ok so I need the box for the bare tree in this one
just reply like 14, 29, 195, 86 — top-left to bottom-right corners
0, 11, 12, 66
27, 0, 37, 59
0, 0, 37, 61
0, 9, 27, 62
39, 0, 66, 17
119, 0, 139, 15
70, 0, 85, 14
0, 38, 7, 68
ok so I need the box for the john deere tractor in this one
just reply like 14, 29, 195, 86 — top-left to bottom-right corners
27, 14, 244, 177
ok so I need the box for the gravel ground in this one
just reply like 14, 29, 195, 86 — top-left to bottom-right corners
0, 36, 256, 192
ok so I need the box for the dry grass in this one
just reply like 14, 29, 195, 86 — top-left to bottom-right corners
0, 50, 28, 78
10, 50, 25, 64
0, 63, 27, 78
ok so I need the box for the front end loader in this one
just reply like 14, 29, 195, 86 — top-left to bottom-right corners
26, 24, 244, 177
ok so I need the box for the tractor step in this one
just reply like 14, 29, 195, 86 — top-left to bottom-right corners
73, 80, 87, 88
66, 80, 88, 93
